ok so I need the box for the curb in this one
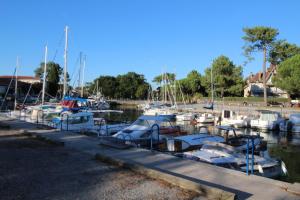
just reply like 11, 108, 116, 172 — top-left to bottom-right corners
95, 153, 236, 200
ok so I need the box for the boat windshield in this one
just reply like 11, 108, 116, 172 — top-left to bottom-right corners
260, 113, 278, 121
132, 119, 172, 128
64, 115, 90, 124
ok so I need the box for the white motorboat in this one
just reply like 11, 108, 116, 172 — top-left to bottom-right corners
176, 112, 196, 121
280, 113, 300, 133
221, 110, 251, 128
143, 106, 177, 119
113, 115, 182, 141
52, 111, 95, 131
51, 111, 128, 134
250, 110, 284, 131
216, 126, 262, 152
167, 127, 224, 152
182, 142, 287, 178
196, 113, 215, 123
93, 117, 129, 136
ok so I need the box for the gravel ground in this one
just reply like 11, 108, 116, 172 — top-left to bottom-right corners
0, 130, 204, 200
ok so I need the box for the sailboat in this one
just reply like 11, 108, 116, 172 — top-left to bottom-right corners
197, 66, 215, 123
143, 72, 177, 119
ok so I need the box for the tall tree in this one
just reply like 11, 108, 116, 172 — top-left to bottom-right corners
34, 62, 61, 97
90, 76, 118, 98
153, 73, 176, 84
273, 54, 300, 98
269, 40, 300, 65
202, 55, 244, 97
242, 26, 279, 105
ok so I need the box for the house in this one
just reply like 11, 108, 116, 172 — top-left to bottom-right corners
244, 65, 288, 98
0, 75, 41, 97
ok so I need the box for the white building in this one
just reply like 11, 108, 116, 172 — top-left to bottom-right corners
244, 65, 288, 98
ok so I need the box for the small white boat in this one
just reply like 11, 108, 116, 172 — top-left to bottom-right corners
143, 107, 177, 119
221, 110, 251, 128
250, 110, 284, 131
51, 111, 128, 134
196, 113, 215, 123
167, 127, 224, 152
94, 117, 129, 136
52, 111, 95, 131
113, 115, 182, 141
182, 142, 286, 178
176, 112, 196, 121
216, 126, 262, 152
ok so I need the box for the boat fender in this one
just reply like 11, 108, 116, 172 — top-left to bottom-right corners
281, 161, 288, 175
258, 164, 264, 174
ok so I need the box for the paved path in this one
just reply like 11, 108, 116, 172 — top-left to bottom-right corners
2, 118, 300, 200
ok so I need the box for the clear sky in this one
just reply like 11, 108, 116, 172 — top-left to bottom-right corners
1, 0, 300, 85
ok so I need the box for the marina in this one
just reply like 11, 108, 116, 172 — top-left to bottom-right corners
0, 111, 299, 199
1, 1, 300, 199
1, 102, 300, 199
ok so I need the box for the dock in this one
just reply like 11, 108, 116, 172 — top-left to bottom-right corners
1, 118, 300, 199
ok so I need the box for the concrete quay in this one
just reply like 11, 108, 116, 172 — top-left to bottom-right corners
1, 119, 300, 200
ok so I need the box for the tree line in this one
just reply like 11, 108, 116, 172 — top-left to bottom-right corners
34, 26, 300, 101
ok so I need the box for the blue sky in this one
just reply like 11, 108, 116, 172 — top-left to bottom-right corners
1, 0, 300, 85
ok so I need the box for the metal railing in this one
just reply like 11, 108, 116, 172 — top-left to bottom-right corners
245, 136, 255, 175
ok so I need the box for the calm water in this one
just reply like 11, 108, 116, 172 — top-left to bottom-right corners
99, 106, 300, 183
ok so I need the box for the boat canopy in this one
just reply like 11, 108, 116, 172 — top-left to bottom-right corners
256, 110, 280, 114
138, 115, 170, 121
216, 125, 236, 131
63, 96, 87, 102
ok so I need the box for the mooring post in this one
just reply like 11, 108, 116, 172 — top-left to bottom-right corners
66, 115, 69, 131
150, 124, 160, 151
246, 138, 249, 175
251, 138, 254, 174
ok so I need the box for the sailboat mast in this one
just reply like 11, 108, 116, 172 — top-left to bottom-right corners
41, 45, 48, 105
211, 66, 214, 103
79, 52, 82, 90
81, 55, 86, 97
63, 26, 68, 97
14, 57, 19, 110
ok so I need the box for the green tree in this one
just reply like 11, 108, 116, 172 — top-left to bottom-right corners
90, 76, 118, 98
242, 26, 279, 105
177, 70, 206, 100
202, 56, 244, 97
116, 72, 149, 99
34, 62, 61, 97
135, 84, 150, 99
273, 54, 300, 98
153, 73, 176, 84
185, 70, 204, 94
269, 40, 300, 65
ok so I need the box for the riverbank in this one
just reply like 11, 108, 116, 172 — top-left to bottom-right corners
113, 100, 300, 118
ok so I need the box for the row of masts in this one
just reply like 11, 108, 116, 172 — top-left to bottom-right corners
11, 26, 86, 110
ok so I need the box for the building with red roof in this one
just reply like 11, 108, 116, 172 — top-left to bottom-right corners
244, 65, 288, 98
